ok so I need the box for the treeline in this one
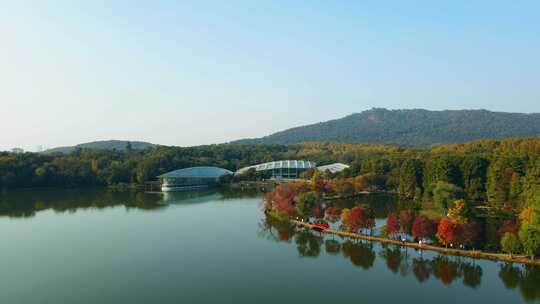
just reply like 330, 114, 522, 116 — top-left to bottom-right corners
0, 141, 409, 190
336, 137, 540, 209
2, 137, 539, 209
0, 144, 293, 189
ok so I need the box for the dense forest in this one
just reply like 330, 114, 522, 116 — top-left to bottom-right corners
260, 137, 540, 257
232, 108, 540, 146
1, 138, 539, 203
41, 140, 155, 154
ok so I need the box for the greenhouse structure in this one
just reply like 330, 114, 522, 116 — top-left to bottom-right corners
158, 166, 233, 192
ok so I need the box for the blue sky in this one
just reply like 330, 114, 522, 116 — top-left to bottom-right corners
1, 1, 539, 151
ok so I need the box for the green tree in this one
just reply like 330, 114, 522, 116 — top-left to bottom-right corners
397, 158, 423, 200
501, 232, 522, 256
432, 181, 464, 210
486, 157, 524, 206
519, 222, 540, 258
295, 191, 318, 217
459, 156, 488, 201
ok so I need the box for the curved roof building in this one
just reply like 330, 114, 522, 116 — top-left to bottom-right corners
158, 166, 233, 192
317, 163, 350, 174
236, 160, 317, 179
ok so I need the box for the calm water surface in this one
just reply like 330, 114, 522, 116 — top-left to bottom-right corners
0, 188, 538, 303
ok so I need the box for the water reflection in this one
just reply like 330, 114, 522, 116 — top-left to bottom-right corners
0, 187, 260, 218
0, 189, 165, 218
259, 215, 540, 302
499, 263, 540, 302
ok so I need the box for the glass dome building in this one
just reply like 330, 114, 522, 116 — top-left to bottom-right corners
158, 166, 233, 192
235, 160, 317, 179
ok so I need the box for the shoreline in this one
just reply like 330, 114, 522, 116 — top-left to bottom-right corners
288, 219, 540, 266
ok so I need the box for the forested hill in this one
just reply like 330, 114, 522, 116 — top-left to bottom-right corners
231, 108, 540, 147
42, 140, 155, 154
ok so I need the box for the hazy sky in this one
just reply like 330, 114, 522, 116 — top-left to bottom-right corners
1, 1, 539, 151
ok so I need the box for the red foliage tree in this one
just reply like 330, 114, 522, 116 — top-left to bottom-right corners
311, 203, 323, 218
386, 213, 400, 237
265, 182, 308, 216
349, 206, 367, 232
399, 210, 414, 235
412, 214, 435, 241
458, 221, 481, 247
324, 206, 341, 223
499, 219, 519, 236
437, 217, 458, 246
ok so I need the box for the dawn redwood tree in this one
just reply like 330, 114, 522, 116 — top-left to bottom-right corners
349, 206, 367, 232
353, 175, 369, 192
386, 213, 400, 238
311, 203, 323, 218
412, 214, 435, 242
340, 208, 351, 229
499, 219, 519, 236
437, 217, 457, 247
459, 221, 481, 248
311, 169, 326, 193
399, 210, 414, 236
324, 206, 341, 223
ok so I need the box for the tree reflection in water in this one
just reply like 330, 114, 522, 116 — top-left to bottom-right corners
259, 215, 540, 302
324, 239, 341, 255
498, 263, 540, 302
295, 230, 323, 257
341, 240, 376, 270
0, 188, 165, 218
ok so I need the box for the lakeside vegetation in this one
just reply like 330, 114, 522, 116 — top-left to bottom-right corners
2, 137, 539, 258
261, 138, 540, 259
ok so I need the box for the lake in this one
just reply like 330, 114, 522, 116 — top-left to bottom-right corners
0, 188, 538, 303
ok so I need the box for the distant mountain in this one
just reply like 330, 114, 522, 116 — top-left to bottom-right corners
231, 108, 540, 147
42, 140, 156, 154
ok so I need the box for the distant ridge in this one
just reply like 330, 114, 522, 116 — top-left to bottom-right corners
230, 108, 540, 147
42, 140, 156, 154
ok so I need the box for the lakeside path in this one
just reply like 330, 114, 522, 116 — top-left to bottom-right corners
290, 219, 540, 266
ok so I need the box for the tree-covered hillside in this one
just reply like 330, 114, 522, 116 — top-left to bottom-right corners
232, 108, 540, 146
42, 140, 155, 154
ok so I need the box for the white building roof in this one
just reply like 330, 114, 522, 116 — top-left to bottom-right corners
235, 160, 317, 175
158, 166, 233, 179
316, 163, 350, 174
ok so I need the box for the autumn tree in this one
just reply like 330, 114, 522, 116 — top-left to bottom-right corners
437, 217, 457, 246
399, 210, 414, 235
324, 206, 341, 223
412, 214, 435, 241
499, 219, 519, 236
311, 169, 326, 193
340, 208, 351, 230
386, 213, 400, 238
353, 175, 368, 192
349, 206, 367, 232
447, 199, 470, 224
459, 221, 481, 248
